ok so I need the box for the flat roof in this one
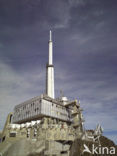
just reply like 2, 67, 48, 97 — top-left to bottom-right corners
14, 94, 66, 109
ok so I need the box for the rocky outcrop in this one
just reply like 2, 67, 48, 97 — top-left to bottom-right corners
0, 136, 116, 156
70, 136, 117, 156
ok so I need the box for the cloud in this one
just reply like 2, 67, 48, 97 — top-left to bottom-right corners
68, 0, 86, 6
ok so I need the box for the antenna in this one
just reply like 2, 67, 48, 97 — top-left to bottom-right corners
50, 30, 52, 41
60, 90, 64, 97
46, 30, 55, 98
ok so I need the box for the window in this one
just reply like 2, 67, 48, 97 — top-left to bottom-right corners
2, 136, 5, 142
9, 132, 16, 137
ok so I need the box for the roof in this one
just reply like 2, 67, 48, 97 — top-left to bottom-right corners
14, 94, 66, 109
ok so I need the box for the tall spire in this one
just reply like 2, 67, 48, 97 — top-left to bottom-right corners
49, 30, 52, 41
48, 30, 53, 65
46, 30, 55, 99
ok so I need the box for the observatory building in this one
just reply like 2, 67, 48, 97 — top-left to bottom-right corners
0, 31, 103, 156
12, 31, 74, 125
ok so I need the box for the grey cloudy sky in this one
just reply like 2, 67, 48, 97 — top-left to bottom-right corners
0, 0, 117, 143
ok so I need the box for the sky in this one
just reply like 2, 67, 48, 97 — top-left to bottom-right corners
0, 0, 117, 144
